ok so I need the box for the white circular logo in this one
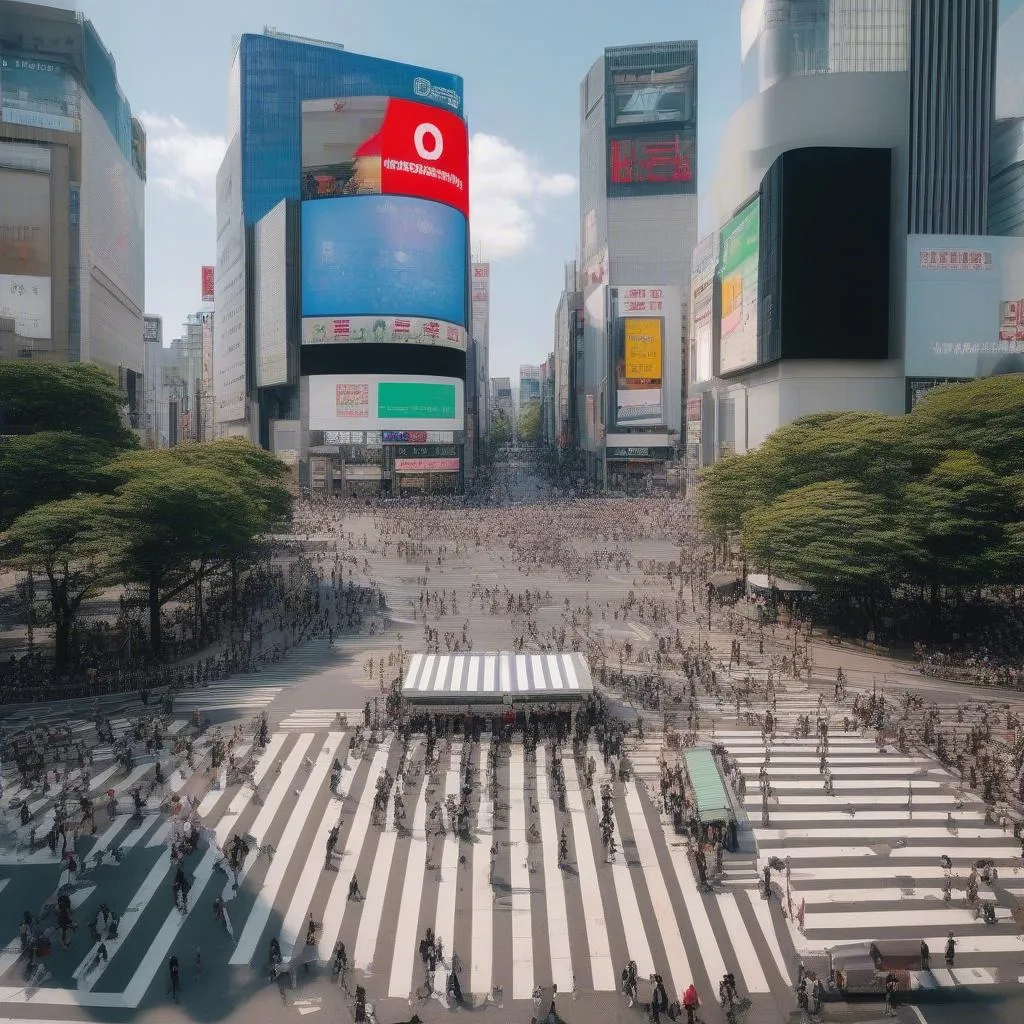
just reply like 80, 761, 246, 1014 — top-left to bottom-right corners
414, 122, 444, 161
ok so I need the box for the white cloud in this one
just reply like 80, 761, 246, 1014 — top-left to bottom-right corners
140, 113, 226, 212
469, 133, 576, 260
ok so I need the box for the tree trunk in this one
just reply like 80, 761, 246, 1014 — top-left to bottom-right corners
149, 576, 162, 661
230, 559, 239, 622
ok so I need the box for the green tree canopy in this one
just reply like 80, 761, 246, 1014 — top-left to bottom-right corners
104, 462, 263, 658
909, 375, 1024, 476
741, 481, 910, 590
518, 400, 541, 443
0, 495, 111, 667
490, 411, 512, 446
698, 452, 765, 540
901, 450, 1019, 589
0, 432, 121, 528
0, 362, 137, 448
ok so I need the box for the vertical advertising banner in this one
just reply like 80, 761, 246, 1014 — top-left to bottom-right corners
719, 198, 760, 375
215, 135, 247, 423
0, 158, 51, 340
905, 235, 1024, 378
201, 265, 215, 303
614, 287, 665, 427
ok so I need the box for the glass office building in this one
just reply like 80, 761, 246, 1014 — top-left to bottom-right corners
0, 2, 146, 420
217, 31, 468, 493
740, 0, 909, 99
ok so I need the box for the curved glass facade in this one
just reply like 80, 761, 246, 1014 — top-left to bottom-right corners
989, 117, 1024, 235
741, 0, 908, 99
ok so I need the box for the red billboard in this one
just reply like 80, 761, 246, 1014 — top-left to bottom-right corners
301, 97, 468, 217
201, 265, 215, 303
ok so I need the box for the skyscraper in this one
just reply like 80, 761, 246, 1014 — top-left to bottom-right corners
0, 1, 146, 424
216, 30, 469, 495
578, 41, 698, 491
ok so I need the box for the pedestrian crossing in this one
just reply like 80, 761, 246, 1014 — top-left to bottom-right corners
0, 725, 796, 1013
714, 719, 1021, 979
277, 709, 367, 731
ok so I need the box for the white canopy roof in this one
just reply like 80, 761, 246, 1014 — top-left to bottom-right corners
402, 652, 593, 705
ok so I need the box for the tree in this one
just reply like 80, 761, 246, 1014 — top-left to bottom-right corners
0, 432, 121, 528
490, 412, 512, 447
698, 453, 765, 541
0, 362, 137, 448
104, 463, 262, 658
909, 374, 1024, 476
518, 400, 541, 443
0, 495, 111, 668
741, 481, 910, 591
752, 411, 932, 501
901, 450, 1019, 596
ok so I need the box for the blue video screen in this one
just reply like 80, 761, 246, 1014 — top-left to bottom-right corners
301, 195, 467, 326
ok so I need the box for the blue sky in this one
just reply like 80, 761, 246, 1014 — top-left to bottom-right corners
74, 0, 741, 378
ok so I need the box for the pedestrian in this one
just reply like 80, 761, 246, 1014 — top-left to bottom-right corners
945, 931, 956, 967
168, 953, 180, 1001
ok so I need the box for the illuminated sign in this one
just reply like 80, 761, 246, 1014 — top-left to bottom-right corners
617, 286, 665, 317
608, 132, 694, 196
623, 319, 663, 380
301, 96, 468, 216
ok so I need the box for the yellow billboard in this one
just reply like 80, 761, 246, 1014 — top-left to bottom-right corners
624, 318, 663, 380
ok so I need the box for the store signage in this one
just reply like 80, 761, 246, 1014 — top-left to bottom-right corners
394, 457, 460, 473
609, 135, 692, 185
606, 445, 673, 461
303, 315, 467, 351
617, 286, 665, 316
382, 430, 428, 443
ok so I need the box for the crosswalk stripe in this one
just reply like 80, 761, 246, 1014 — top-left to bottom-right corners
717, 892, 771, 992
469, 741, 494, 998
317, 740, 392, 963
625, 779, 691, 996
564, 747, 615, 990
536, 746, 574, 994
231, 733, 344, 965
508, 746, 533, 999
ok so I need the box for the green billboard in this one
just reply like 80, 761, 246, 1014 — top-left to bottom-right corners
377, 381, 457, 419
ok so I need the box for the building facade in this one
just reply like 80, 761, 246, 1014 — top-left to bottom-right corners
490, 376, 514, 437
0, 2, 146, 423
471, 262, 491, 454
578, 41, 698, 492
552, 259, 581, 449
216, 30, 469, 495
694, 0, 1014, 466
990, 0, 1024, 236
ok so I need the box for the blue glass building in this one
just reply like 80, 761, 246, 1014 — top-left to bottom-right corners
216, 30, 468, 493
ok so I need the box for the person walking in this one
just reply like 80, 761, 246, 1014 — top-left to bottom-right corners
168, 953, 181, 1002
945, 931, 956, 967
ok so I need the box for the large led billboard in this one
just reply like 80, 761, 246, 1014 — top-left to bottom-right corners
308, 373, 464, 431
0, 149, 51, 340
238, 35, 463, 226
301, 96, 468, 217
301, 195, 467, 326
607, 132, 695, 197
719, 198, 760, 375
905, 235, 1024, 378
609, 64, 695, 128
613, 287, 665, 427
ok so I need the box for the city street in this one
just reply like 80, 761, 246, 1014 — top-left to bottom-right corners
1, 467, 1023, 1024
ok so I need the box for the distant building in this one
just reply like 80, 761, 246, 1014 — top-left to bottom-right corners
0, 1, 146, 425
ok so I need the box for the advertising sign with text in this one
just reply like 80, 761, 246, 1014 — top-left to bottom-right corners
301, 96, 468, 216
719, 197, 760, 375
394, 457, 460, 473
616, 286, 666, 318
905, 235, 1024, 378
607, 131, 695, 198
201, 265, 215, 303
309, 374, 464, 432
302, 314, 467, 350
614, 307, 664, 427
